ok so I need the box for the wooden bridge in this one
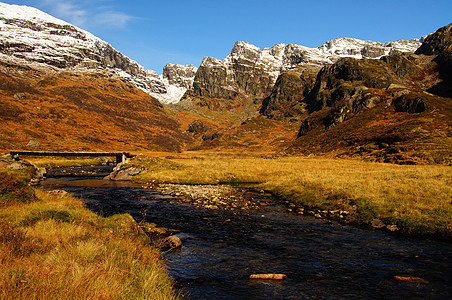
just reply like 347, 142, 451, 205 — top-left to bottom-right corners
10, 151, 134, 164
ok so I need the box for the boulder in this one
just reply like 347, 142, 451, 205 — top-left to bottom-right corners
371, 219, 386, 229
13, 92, 26, 99
105, 165, 144, 181
394, 95, 426, 113
27, 140, 41, 147
158, 235, 182, 250
187, 120, 208, 134
202, 132, 221, 141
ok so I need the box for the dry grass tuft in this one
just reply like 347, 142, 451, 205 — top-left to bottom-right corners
0, 168, 179, 299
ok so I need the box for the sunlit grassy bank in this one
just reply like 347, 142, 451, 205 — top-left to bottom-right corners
0, 168, 179, 299
130, 153, 452, 239
26, 157, 114, 168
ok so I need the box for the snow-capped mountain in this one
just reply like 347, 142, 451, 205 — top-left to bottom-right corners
190, 38, 422, 100
0, 2, 422, 105
0, 2, 192, 103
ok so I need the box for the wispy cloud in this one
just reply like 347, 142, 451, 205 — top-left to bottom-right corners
96, 11, 136, 28
37, 0, 135, 29
52, 2, 87, 26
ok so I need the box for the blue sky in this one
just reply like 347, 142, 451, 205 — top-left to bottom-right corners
2, 0, 452, 73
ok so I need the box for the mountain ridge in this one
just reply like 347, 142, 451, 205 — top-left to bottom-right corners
0, 2, 423, 104
1, 2, 450, 164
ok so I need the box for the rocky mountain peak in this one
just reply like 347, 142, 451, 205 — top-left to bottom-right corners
187, 37, 422, 102
163, 63, 198, 89
230, 41, 261, 57
415, 23, 452, 55
0, 2, 425, 106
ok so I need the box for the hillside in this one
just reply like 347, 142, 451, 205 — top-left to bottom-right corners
0, 62, 192, 152
284, 23, 452, 164
183, 24, 451, 164
0, 2, 450, 163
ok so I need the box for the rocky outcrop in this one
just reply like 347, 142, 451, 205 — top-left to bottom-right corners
287, 24, 452, 163
260, 72, 306, 120
191, 41, 281, 100
415, 23, 452, 56
305, 58, 396, 113
163, 64, 197, 89
294, 48, 438, 131
187, 38, 421, 104
261, 65, 321, 119
416, 23, 452, 98
394, 95, 426, 113
5, 158, 46, 185
187, 120, 208, 135
26, 139, 41, 148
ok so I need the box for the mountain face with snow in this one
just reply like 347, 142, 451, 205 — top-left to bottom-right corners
187, 38, 421, 101
0, 2, 422, 106
0, 2, 194, 103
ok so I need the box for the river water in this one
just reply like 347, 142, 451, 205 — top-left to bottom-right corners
41, 166, 452, 299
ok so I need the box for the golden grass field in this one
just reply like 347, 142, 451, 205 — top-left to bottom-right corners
128, 152, 452, 239
1, 151, 450, 299
0, 167, 180, 300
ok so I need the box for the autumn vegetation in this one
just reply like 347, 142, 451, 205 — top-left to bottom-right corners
0, 166, 180, 299
127, 153, 452, 240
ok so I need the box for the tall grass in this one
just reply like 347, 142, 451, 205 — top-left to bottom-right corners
0, 169, 179, 299
133, 154, 452, 239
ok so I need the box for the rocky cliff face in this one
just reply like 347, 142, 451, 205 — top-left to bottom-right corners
191, 41, 282, 100
291, 23, 452, 151
257, 38, 422, 119
186, 37, 422, 116
286, 29, 452, 164
163, 63, 198, 89
260, 64, 321, 120
416, 23, 452, 97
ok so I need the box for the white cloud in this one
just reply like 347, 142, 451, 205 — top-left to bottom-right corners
96, 11, 136, 28
53, 2, 87, 26
37, 0, 135, 29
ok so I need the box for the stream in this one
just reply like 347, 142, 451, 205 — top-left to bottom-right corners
40, 166, 452, 299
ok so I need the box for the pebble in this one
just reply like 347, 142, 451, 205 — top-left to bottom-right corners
151, 184, 396, 233
153, 183, 269, 211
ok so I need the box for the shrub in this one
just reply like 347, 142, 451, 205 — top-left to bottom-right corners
0, 170, 36, 205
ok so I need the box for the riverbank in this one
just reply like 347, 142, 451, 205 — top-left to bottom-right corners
125, 153, 452, 240
0, 163, 180, 299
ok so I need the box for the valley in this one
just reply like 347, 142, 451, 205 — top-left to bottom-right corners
1, 2, 451, 299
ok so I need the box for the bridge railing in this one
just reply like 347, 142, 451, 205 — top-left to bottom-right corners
9, 151, 134, 164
